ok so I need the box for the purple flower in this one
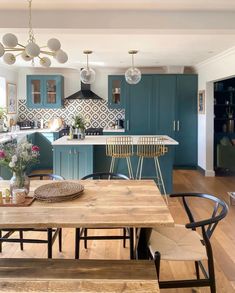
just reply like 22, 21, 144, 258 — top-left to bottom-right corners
0, 150, 5, 159
32, 145, 40, 152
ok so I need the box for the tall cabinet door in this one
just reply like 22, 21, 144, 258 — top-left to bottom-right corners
152, 75, 176, 136
174, 75, 198, 167
125, 75, 153, 134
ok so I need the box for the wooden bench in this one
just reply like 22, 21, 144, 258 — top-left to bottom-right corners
0, 258, 159, 292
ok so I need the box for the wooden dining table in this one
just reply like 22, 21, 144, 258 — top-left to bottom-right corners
0, 179, 174, 259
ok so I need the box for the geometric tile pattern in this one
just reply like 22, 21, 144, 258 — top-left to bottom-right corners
18, 99, 125, 128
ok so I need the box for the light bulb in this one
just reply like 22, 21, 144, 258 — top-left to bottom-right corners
47, 38, 61, 51
21, 50, 33, 61
0, 43, 5, 57
3, 53, 16, 65
55, 49, 68, 63
25, 42, 40, 57
40, 57, 51, 67
125, 67, 141, 85
80, 67, 96, 84
2, 33, 18, 48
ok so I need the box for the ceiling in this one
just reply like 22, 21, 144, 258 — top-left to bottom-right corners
1, 0, 235, 11
0, 0, 235, 69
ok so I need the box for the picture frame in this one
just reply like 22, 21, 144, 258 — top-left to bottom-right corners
6, 83, 17, 114
198, 90, 205, 114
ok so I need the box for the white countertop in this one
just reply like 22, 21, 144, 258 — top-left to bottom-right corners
0, 128, 59, 144
103, 128, 125, 132
52, 135, 179, 146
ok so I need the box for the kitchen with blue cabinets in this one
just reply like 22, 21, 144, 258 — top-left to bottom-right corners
0, 72, 198, 191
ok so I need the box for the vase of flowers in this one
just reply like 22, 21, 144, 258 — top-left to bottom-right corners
0, 141, 40, 195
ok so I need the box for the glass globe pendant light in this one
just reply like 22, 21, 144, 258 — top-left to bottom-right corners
125, 50, 141, 85
80, 50, 96, 84
0, 0, 68, 67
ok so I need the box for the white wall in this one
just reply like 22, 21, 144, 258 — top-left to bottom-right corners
195, 47, 235, 176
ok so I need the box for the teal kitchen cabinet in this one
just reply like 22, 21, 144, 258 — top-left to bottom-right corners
53, 145, 93, 179
174, 75, 198, 167
152, 75, 176, 136
125, 75, 153, 134
27, 75, 64, 109
108, 75, 126, 109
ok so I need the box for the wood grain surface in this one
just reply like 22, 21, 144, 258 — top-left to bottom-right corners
0, 180, 174, 229
0, 258, 159, 292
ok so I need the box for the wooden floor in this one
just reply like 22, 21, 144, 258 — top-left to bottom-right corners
0, 170, 235, 292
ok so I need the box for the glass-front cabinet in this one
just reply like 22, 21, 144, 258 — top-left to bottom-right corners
27, 75, 64, 108
108, 75, 126, 109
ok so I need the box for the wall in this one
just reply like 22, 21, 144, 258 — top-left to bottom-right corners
195, 47, 235, 176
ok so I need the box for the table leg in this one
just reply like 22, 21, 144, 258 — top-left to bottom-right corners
136, 228, 152, 259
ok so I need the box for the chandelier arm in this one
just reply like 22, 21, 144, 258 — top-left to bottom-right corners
39, 50, 54, 56
4, 48, 24, 52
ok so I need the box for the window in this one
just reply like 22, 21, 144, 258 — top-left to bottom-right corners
0, 77, 6, 108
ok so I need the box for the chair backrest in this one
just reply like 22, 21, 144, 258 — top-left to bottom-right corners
106, 136, 133, 158
136, 136, 167, 158
170, 193, 228, 240
28, 174, 65, 180
81, 172, 129, 180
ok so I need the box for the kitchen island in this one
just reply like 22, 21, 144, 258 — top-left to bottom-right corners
52, 135, 178, 193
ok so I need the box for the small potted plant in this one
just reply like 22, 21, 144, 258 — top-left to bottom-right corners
72, 115, 86, 140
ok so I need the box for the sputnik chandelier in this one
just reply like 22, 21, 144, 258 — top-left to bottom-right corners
0, 0, 68, 67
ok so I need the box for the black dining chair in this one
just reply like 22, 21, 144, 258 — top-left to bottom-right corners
148, 193, 228, 293
0, 173, 64, 258
75, 172, 134, 259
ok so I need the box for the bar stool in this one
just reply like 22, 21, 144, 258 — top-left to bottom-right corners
136, 136, 168, 203
106, 136, 134, 179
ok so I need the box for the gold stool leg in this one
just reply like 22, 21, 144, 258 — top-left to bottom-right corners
155, 156, 168, 204
139, 156, 144, 180
126, 157, 134, 179
109, 157, 115, 173
136, 156, 141, 179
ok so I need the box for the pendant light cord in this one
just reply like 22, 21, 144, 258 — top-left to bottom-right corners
28, 0, 35, 43
86, 53, 89, 70
132, 53, 134, 68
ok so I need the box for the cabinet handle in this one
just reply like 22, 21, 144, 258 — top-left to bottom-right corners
127, 120, 129, 131
177, 120, 180, 131
74, 149, 77, 155
69, 150, 72, 155
173, 120, 176, 131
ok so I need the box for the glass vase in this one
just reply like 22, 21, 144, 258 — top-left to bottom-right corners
10, 172, 30, 196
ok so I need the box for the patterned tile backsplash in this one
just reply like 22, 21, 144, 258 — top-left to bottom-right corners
18, 99, 125, 128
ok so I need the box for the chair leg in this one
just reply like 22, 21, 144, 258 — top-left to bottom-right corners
195, 261, 200, 279
154, 251, 161, 280
129, 228, 134, 259
208, 252, 216, 293
109, 157, 115, 174
128, 157, 134, 179
155, 157, 168, 204
19, 230, 24, 251
75, 228, 80, 259
58, 228, 62, 252
123, 228, 126, 248
47, 228, 53, 259
84, 228, 88, 249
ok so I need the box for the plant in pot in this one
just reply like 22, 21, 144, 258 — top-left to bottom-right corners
0, 107, 7, 132
73, 115, 86, 139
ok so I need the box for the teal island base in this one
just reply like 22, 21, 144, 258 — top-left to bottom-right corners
53, 144, 175, 194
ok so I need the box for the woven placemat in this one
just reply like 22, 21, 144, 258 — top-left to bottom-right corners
34, 181, 84, 202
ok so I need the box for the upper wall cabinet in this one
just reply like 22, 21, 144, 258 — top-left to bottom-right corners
27, 75, 64, 109
108, 75, 126, 109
